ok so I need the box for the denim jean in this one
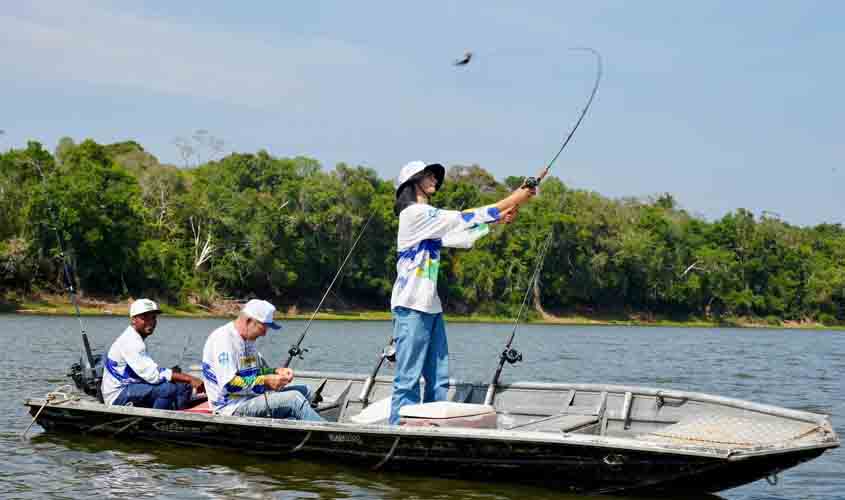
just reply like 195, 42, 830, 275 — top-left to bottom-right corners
232, 384, 324, 422
113, 382, 193, 410
389, 307, 449, 425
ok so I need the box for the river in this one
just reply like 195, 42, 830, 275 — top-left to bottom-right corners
2, 315, 842, 499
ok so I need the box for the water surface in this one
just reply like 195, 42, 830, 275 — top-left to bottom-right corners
3, 315, 842, 499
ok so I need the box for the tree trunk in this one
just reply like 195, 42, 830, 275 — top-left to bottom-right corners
532, 277, 551, 319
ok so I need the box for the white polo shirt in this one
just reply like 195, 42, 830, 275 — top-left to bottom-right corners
101, 326, 172, 405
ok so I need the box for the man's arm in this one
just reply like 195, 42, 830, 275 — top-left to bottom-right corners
171, 371, 204, 392
123, 339, 171, 384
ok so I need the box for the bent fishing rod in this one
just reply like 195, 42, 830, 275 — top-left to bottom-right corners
482, 48, 602, 406
282, 210, 376, 368
30, 161, 99, 390
523, 47, 603, 189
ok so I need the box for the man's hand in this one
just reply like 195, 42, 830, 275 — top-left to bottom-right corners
263, 368, 294, 391
171, 371, 205, 394
190, 376, 205, 394
275, 367, 294, 384
499, 206, 519, 224
263, 374, 287, 391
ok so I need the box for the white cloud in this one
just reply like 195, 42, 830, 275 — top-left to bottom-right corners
0, 2, 372, 108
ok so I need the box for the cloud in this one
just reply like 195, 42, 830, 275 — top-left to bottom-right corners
0, 2, 371, 108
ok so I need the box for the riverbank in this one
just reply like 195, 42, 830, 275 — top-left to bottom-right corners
2, 292, 841, 330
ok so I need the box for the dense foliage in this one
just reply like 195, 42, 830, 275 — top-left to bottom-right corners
1, 139, 843, 324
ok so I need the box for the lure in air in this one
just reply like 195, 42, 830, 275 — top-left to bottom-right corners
453, 50, 472, 66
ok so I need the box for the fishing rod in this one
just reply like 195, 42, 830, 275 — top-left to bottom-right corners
523, 47, 603, 189
477, 49, 602, 403
358, 338, 395, 408
480, 48, 603, 406
483, 230, 554, 406
29, 160, 100, 397
282, 210, 376, 368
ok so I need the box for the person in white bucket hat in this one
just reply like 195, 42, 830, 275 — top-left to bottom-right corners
201, 299, 324, 421
388, 161, 544, 424
101, 298, 205, 409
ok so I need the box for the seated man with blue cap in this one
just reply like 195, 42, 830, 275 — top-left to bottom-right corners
101, 298, 205, 409
201, 299, 324, 421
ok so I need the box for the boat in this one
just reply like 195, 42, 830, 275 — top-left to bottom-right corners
24, 362, 839, 495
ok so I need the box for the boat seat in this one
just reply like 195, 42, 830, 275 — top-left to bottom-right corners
317, 381, 353, 423
183, 401, 212, 414
506, 413, 599, 432
399, 402, 498, 429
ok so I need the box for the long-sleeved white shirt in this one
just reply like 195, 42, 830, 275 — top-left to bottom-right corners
101, 326, 172, 405
201, 321, 269, 415
390, 203, 500, 314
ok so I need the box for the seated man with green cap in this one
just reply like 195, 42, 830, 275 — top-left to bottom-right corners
101, 298, 205, 409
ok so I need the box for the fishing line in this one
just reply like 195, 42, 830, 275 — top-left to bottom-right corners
283, 210, 376, 368
543, 47, 603, 174
484, 230, 554, 405
29, 160, 99, 390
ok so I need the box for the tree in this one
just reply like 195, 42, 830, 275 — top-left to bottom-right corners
26, 140, 146, 294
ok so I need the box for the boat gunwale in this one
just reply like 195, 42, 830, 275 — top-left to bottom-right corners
285, 369, 834, 426
24, 393, 838, 460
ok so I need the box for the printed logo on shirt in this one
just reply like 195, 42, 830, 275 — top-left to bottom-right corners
240, 355, 257, 368
427, 208, 439, 219
218, 352, 230, 365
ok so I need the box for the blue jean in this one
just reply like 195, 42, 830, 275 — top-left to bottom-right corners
389, 307, 449, 425
113, 382, 193, 410
232, 384, 324, 422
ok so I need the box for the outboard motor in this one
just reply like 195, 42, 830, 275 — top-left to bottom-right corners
68, 352, 104, 402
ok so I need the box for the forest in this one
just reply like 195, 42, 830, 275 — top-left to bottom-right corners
1, 138, 843, 325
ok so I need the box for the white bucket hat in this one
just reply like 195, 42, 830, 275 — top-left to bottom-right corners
396, 161, 445, 198
241, 299, 282, 330
130, 298, 161, 317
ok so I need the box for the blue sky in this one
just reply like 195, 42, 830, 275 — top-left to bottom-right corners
2, 1, 843, 226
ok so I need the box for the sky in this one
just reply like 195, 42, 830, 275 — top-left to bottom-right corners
2, 1, 843, 226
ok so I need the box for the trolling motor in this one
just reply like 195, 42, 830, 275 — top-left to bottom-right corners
68, 353, 104, 399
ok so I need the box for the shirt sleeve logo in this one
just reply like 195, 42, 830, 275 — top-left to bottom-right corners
218, 352, 230, 365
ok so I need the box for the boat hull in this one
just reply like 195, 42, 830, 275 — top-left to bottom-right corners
25, 397, 826, 495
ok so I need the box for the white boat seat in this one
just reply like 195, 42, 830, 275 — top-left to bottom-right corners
399, 402, 494, 419
400, 402, 498, 429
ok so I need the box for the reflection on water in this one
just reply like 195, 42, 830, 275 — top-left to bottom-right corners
20, 434, 725, 500
2, 315, 841, 499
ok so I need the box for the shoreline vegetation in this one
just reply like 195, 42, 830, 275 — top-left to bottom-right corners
2, 139, 844, 329
2, 293, 840, 331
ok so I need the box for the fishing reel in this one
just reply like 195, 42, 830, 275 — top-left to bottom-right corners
501, 347, 523, 365
382, 342, 397, 363
522, 176, 540, 189
288, 345, 308, 360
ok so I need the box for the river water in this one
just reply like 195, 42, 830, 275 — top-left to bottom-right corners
2, 315, 842, 499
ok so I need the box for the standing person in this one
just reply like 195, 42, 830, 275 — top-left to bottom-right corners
389, 161, 540, 424
201, 299, 324, 421
102, 298, 204, 409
